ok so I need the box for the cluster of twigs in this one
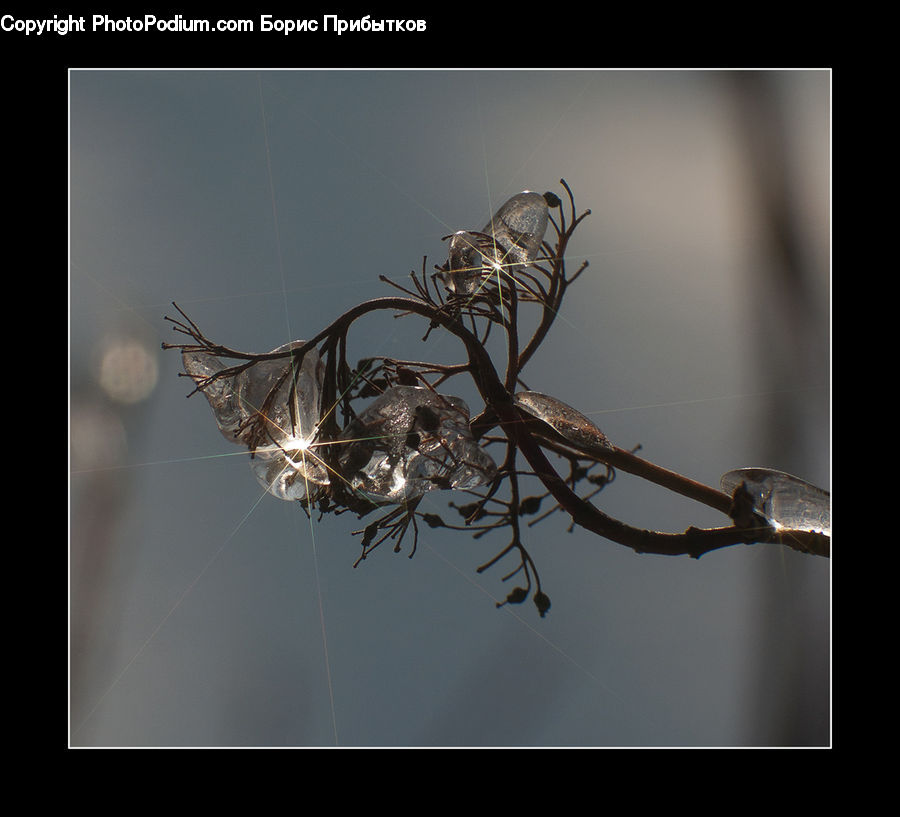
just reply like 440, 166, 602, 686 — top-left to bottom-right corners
164, 180, 828, 617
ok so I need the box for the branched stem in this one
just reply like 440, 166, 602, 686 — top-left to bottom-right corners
165, 180, 828, 617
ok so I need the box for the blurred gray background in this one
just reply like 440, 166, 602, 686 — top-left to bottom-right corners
69, 69, 830, 747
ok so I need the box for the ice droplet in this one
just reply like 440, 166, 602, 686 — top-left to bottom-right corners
720, 467, 830, 537
338, 385, 497, 504
513, 391, 612, 452
441, 191, 549, 296
484, 191, 549, 270
182, 342, 329, 501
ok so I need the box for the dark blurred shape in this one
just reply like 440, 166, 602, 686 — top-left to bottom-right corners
728, 71, 830, 746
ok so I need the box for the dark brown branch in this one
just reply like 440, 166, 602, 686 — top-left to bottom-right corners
169, 292, 827, 559
166, 176, 827, 564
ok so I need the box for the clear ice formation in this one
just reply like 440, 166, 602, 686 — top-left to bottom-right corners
513, 391, 612, 452
442, 191, 550, 296
443, 230, 493, 296
182, 342, 330, 502
337, 385, 497, 504
720, 467, 830, 537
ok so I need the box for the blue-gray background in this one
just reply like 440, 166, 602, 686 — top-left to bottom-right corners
70, 69, 830, 747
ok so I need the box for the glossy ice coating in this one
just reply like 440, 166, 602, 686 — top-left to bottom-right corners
513, 391, 612, 451
720, 467, 830, 536
338, 385, 497, 504
441, 191, 549, 296
183, 342, 330, 501
443, 230, 491, 296
247, 438, 330, 502
483, 191, 549, 269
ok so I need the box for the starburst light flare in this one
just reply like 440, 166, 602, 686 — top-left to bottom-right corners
182, 341, 330, 501
440, 191, 550, 296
